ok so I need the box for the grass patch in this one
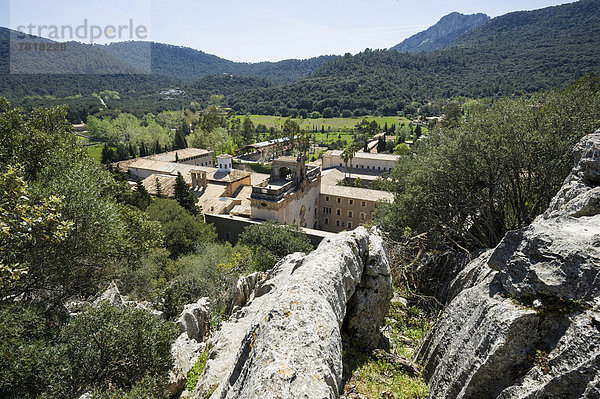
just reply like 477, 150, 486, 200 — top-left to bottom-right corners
507, 293, 591, 317
86, 144, 104, 163
241, 115, 412, 132
342, 299, 430, 399
184, 347, 211, 392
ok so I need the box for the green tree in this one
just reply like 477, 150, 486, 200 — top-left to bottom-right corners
341, 144, 358, 178
174, 172, 199, 215
242, 115, 256, 144
393, 143, 411, 155
101, 144, 116, 164
441, 103, 462, 128
200, 105, 225, 133
378, 75, 600, 249
146, 198, 216, 258
0, 100, 162, 303
282, 118, 300, 138
61, 303, 177, 396
173, 123, 188, 150
239, 221, 313, 262
129, 179, 152, 211
0, 166, 73, 291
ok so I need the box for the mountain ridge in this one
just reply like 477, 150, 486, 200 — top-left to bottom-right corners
391, 12, 490, 53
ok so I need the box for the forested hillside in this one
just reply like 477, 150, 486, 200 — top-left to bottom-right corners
1, 0, 599, 119
104, 41, 335, 83
227, 0, 600, 115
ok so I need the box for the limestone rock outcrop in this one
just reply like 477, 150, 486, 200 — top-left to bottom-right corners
190, 227, 392, 399
416, 131, 600, 398
177, 297, 210, 342
168, 297, 211, 395
89, 282, 166, 319
229, 272, 266, 314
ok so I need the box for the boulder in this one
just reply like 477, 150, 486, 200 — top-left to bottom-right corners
190, 227, 392, 399
177, 297, 210, 342
93, 282, 124, 307
229, 272, 266, 313
415, 131, 600, 398
167, 334, 205, 396
168, 297, 211, 395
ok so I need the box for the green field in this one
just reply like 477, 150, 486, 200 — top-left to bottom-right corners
240, 115, 413, 132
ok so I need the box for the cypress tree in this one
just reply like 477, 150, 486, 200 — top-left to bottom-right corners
132, 179, 152, 210
174, 172, 199, 215
173, 125, 188, 150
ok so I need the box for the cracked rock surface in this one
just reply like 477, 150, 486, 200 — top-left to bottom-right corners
415, 131, 600, 398
190, 227, 392, 399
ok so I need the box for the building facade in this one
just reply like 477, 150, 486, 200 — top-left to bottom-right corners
318, 185, 394, 233
322, 150, 399, 173
250, 155, 321, 229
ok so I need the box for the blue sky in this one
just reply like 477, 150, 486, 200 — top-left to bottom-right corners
3, 0, 577, 62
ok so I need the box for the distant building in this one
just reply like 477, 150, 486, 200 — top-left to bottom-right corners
146, 148, 214, 167
239, 136, 297, 160
216, 153, 233, 172
126, 152, 254, 216
322, 150, 399, 173
250, 154, 321, 229
124, 147, 396, 238
72, 123, 86, 132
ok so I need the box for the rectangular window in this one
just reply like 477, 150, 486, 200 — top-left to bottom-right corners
349, 199, 353, 205
347, 222, 352, 229
336, 209, 341, 216
337, 198, 341, 203
348, 211, 353, 218
362, 201, 366, 207
336, 220, 340, 226
325, 218, 329, 225
325, 196, 330, 202
360, 212, 366, 220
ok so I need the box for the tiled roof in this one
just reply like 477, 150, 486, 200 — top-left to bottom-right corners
320, 183, 394, 202
325, 150, 400, 162
146, 148, 212, 162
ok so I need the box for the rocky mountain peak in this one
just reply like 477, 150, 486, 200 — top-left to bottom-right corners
391, 12, 490, 53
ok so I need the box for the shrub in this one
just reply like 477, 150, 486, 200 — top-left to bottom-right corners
0, 304, 69, 399
184, 348, 211, 392
239, 221, 314, 261
146, 198, 217, 258
159, 243, 264, 322
61, 303, 178, 395
378, 74, 600, 250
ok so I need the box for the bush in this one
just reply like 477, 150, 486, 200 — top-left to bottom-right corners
61, 303, 178, 395
146, 198, 217, 258
239, 220, 313, 261
0, 304, 68, 399
0, 302, 176, 399
159, 243, 264, 322
378, 74, 600, 250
